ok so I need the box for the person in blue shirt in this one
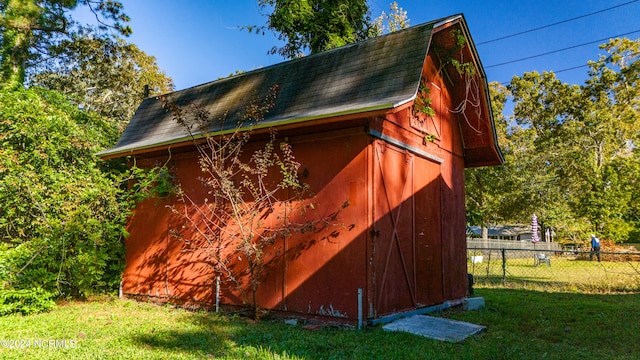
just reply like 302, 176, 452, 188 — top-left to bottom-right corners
590, 234, 601, 262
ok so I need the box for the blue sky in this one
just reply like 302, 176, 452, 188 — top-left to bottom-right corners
94, 1, 640, 92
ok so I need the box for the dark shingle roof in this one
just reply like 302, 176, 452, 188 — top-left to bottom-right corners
97, 17, 448, 158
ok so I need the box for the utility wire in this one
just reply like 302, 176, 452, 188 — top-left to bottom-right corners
477, 0, 640, 45
498, 64, 590, 85
554, 64, 591, 74
486, 29, 640, 69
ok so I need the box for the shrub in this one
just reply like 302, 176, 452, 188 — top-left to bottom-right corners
0, 288, 56, 316
0, 86, 131, 297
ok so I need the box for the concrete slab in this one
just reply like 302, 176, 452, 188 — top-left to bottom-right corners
463, 297, 485, 311
382, 315, 485, 342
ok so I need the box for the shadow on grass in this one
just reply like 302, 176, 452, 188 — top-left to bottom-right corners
130, 288, 640, 359
130, 315, 239, 357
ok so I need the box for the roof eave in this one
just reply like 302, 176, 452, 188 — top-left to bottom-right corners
97, 104, 396, 159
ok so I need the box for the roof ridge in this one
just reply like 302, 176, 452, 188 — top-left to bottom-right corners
163, 16, 456, 96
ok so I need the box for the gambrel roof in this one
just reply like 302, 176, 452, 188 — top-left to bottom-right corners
98, 14, 502, 167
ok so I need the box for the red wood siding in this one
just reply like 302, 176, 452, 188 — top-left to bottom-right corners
275, 130, 369, 318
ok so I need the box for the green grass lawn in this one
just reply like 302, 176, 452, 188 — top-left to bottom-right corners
0, 288, 639, 360
470, 255, 640, 293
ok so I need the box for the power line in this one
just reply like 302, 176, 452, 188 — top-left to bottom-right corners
497, 64, 589, 85
477, 0, 640, 45
485, 29, 640, 69
554, 64, 590, 74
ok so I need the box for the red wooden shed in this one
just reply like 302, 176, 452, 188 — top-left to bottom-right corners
99, 14, 503, 325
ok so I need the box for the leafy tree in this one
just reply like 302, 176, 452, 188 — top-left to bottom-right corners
251, 1, 412, 59
506, 72, 585, 238
30, 35, 173, 131
0, 1, 174, 310
465, 83, 509, 237
0, 86, 162, 299
501, 38, 640, 242
574, 38, 640, 240
467, 38, 639, 243
0, 0, 131, 87
369, 1, 409, 37
252, 0, 371, 59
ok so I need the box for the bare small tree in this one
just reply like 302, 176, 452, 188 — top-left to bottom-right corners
161, 85, 345, 318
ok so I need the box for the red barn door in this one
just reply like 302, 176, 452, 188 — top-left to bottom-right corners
372, 141, 443, 316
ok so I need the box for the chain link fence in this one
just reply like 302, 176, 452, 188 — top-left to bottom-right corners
467, 247, 640, 292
